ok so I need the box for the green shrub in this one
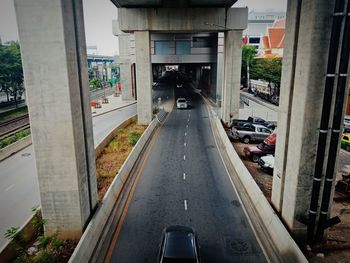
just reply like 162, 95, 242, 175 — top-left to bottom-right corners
129, 131, 141, 146
33, 249, 57, 263
153, 106, 160, 115
31, 206, 45, 235
0, 129, 31, 149
4, 226, 26, 254
15, 130, 31, 141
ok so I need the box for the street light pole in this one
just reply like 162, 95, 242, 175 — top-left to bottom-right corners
247, 58, 250, 89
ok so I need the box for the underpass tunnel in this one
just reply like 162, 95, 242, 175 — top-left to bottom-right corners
149, 33, 222, 113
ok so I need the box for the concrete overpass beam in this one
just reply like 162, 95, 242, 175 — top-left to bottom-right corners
271, 0, 335, 239
222, 30, 243, 123
14, 0, 97, 238
135, 31, 152, 125
116, 8, 248, 33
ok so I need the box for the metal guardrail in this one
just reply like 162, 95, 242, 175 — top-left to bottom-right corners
89, 87, 114, 102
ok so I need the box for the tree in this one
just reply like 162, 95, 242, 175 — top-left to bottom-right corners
241, 45, 257, 88
250, 58, 282, 96
0, 41, 24, 107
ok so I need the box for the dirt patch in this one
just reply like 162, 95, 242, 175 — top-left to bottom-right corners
232, 141, 273, 201
96, 121, 146, 200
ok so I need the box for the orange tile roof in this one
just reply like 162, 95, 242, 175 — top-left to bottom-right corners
262, 36, 270, 49
273, 19, 286, 28
268, 28, 285, 49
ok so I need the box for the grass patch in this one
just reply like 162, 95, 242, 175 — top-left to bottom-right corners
0, 129, 31, 149
96, 120, 146, 200
0, 106, 28, 122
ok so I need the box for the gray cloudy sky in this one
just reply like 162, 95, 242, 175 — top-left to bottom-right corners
0, 0, 286, 56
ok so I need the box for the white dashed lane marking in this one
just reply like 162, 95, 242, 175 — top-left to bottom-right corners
184, 200, 188, 211
183, 173, 186, 180
183, 155, 186, 161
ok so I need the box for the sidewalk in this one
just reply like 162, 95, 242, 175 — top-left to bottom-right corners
91, 94, 136, 117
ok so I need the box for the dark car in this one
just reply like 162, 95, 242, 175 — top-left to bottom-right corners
158, 225, 200, 263
243, 142, 275, 162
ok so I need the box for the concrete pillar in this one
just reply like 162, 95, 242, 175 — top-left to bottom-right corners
15, 0, 97, 238
216, 33, 225, 103
134, 31, 152, 125
271, 0, 302, 212
271, 0, 334, 239
119, 34, 134, 100
222, 30, 243, 123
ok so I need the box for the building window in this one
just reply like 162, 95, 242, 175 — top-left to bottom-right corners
192, 37, 212, 48
155, 41, 174, 55
249, 37, 260, 44
175, 40, 191, 54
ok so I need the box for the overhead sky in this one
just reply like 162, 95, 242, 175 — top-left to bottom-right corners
0, 0, 287, 56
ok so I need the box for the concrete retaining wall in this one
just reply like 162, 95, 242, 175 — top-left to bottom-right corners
69, 112, 164, 263
0, 135, 32, 162
0, 213, 39, 263
208, 107, 307, 262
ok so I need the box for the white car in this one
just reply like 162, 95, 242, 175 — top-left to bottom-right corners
258, 155, 274, 175
176, 98, 188, 109
344, 115, 350, 128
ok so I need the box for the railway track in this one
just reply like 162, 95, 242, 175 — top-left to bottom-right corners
0, 114, 30, 138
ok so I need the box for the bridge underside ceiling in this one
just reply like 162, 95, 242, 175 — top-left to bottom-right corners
111, 0, 237, 8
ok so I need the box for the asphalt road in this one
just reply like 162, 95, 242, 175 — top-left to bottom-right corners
0, 103, 138, 249
108, 86, 267, 262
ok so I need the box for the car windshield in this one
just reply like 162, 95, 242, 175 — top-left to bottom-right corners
257, 143, 264, 150
178, 99, 186, 103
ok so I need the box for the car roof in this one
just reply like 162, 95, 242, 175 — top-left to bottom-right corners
164, 226, 196, 259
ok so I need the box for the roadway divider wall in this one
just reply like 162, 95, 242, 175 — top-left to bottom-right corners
0, 135, 32, 162
207, 105, 307, 262
69, 110, 166, 263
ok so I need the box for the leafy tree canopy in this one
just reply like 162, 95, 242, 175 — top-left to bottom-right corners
0, 41, 24, 104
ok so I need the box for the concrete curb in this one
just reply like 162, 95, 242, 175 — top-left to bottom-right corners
0, 102, 137, 163
0, 135, 32, 162
91, 101, 136, 118
206, 105, 307, 262
69, 111, 166, 263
